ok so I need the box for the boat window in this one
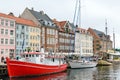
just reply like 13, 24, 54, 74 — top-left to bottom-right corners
26, 54, 28, 57
36, 54, 39, 57
32, 54, 34, 57
23, 55, 25, 58
29, 54, 31, 57
52, 58, 54, 62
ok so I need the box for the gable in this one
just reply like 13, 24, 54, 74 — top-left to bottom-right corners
28, 9, 57, 28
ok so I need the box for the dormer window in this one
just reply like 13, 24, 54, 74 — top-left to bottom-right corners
43, 21, 45, 25
45, 20, 48, 25
52, 23, 54, 26
48, 22, 50, 25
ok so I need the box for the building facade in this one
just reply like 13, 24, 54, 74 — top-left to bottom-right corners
15, 18, 39, 58
20, 8, 58, 52
88, 28, 112, 55
53, 20, 75, 53
75, 27, 93, 56
0, 13, 16, 63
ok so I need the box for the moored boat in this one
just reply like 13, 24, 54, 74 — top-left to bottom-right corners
6, 50, 67, 78
68, 60, 97, 68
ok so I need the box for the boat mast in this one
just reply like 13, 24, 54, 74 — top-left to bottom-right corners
73, 0, 81, 58
73, 0, 81, 27
105, 19, 108, 53
113, 28, 115, 53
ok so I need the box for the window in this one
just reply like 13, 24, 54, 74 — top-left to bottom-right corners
22, 26, 24, 29
10, 39, 14, 44
1, 19, 4, 25
5, 49, 8, 54
26, 27, 28, 31
26, 42, 28, 45
5, 29, 8, 35
26, 35, 28, 39
1, 49, 4, 54
10, 30, 14, 35
30, 28, 32, 32
33, 28, 35, 32
16, 34, 19, 38
16, 41, 19, 46
20, 34, 22, 39
5, 20, 8, 26
10, 21, 14, 27
16, 25, 19, 30
5, 39, 8, 44
1, 38, 4, 44
1, 29, 4, 34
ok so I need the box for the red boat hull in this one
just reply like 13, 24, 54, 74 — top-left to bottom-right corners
6, 58, 67, 78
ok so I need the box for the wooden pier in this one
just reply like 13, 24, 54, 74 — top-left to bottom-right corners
0, 63, 8, 76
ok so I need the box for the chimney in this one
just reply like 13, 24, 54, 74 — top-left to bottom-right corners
8, 12, 14, 16
40, 11, 44, 15
53, 18, 57, 21
31, 7, 34, 11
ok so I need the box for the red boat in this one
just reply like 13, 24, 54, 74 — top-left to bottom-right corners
6, 50, 67, 78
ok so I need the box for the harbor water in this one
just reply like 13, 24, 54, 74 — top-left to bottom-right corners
1, 64, 120, 80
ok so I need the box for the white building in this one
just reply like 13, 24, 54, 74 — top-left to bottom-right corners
75, 28, 93, 57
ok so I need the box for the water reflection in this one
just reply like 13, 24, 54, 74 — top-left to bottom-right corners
67, 68, 97, 80
10, 72, 67, 80
67, 64, 120, 80
96, 65, 120, 80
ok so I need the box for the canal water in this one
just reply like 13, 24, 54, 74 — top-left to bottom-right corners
1, 64, 120, 80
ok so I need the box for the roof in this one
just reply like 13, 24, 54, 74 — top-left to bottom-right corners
77, 27, 91, 35
59, 21, 66, 28
53, 19, 63, 31
88, 28, 100, 39
53, 19, 74, 34
28, 9, 57, 28
0, 13, 37, 27
93, 29, 105, 37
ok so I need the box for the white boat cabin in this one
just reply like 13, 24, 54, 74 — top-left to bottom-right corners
19, 52, 66, 65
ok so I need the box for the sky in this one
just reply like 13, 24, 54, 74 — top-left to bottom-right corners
0, 0, 120, 48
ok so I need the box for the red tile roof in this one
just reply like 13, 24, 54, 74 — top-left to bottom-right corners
53, 19, 74, 34
53, 19, 64, 32
77, 27, 91, 35
0, 13, 37, 27
59, 21, 66, 28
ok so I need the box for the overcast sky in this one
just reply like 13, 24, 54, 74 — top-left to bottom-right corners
0, 0, 120, 48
